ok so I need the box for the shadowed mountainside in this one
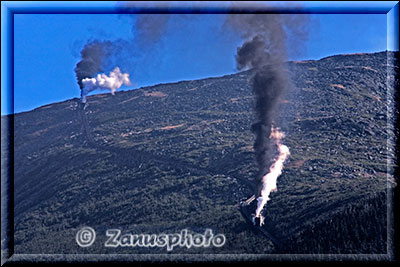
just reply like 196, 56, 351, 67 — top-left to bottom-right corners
4, 51, 398, 255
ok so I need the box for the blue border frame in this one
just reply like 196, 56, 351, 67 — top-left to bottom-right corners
1, 1, 399, 264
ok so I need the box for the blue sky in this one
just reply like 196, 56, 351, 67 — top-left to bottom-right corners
6, 2, 398, 114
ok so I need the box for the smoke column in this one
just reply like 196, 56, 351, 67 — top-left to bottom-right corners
74, 42, 131, 103
225, 13, 307, 218
75, 41, 114, 99
227, 14, 289, 194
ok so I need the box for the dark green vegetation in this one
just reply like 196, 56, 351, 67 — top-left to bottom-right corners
6, 52, 397, 255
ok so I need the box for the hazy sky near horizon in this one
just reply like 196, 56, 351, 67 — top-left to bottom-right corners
10, 5, 393, 114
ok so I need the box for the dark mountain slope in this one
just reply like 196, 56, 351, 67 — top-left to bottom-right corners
5, 51, 397, 255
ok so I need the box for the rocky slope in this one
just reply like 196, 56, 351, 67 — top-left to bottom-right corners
4, 51, 398, 255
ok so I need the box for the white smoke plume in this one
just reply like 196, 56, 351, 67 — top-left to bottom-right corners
255, 127, 290, 220
81, 67, 131, 103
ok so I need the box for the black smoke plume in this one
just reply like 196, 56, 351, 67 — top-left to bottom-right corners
226, 14, 308, 197
74, 40, 114, 101
250, 66, 286, 194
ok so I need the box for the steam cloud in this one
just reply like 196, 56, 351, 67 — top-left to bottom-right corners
81, 67, 131, 103
255, 127, 290, 219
